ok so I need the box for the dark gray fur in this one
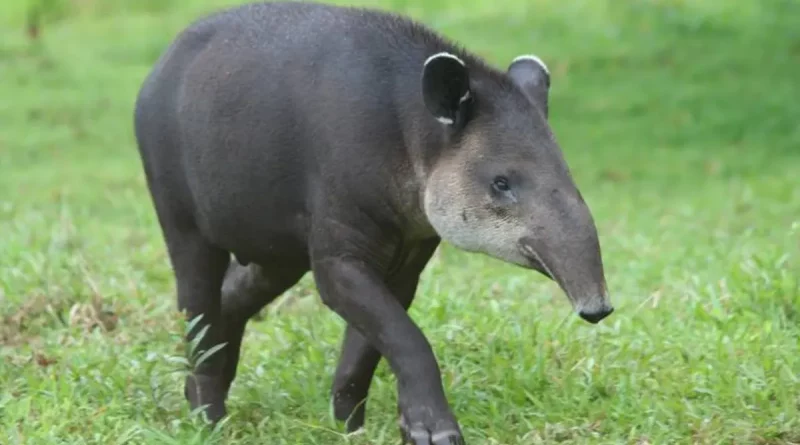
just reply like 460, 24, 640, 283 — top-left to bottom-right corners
133, 2, 612, 444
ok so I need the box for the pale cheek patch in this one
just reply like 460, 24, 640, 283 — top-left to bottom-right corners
512, 54, 550, 76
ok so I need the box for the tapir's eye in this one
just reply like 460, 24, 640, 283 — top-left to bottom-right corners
492, 176, 511, 192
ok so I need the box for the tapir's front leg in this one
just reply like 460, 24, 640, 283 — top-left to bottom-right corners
312, 236, 462, 445
331, 326, 380, 430
331, 238, 441, 433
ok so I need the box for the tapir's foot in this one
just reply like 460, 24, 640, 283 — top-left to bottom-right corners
184, 373, 229, 424
332, 391, 368, 433
398, 407, 465, 445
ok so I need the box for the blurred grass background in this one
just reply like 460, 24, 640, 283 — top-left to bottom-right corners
1, 0, 799, 444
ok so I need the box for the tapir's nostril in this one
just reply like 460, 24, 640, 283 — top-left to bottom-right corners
579, 306, 614, 324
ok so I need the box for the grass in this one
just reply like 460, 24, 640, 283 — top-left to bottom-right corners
1, 0, 799, 443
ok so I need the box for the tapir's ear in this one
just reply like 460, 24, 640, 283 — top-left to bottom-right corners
421, 52, 472, 126
507, 54, 551, 118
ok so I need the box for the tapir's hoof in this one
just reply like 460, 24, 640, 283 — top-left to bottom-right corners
399, 414, 465, 445
184, 374, 228, 424
332, 393, 367, 433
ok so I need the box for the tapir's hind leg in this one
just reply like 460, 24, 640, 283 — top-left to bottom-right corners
160, 225, 231, 423
331, 238, 440, 432
219, 259, 309, 391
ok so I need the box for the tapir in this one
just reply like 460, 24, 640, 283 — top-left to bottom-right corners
133, 1, 613, 443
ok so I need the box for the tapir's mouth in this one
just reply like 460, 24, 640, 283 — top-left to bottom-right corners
516, 220, 613, 323
518, 243, 555, 281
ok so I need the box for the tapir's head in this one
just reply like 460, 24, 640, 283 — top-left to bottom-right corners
420, 52, 612, 324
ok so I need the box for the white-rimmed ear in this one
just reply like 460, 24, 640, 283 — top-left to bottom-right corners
421, 52, 472, 126
508, 54, 551, 118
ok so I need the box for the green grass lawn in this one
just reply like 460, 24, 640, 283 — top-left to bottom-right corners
1, 0, 799, 443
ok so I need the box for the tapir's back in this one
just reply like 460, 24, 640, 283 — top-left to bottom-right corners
133, 1, 458, 260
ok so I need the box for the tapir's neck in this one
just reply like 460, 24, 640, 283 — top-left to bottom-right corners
386, 109, 445, 241
388, 154, 438, 241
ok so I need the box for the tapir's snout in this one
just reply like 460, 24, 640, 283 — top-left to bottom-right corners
578, 304, 614, 324
518, 195, 613, 324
